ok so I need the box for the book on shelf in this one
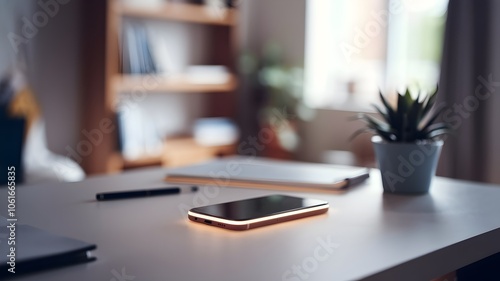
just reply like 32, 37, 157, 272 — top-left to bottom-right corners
145, 23, 175, 76
193, 117, 238, 146
121, 0, 165, 8
121, 22, 158, 75
116, 104, 163, 160
185, 65, 231, 84
121, 0, 238, 8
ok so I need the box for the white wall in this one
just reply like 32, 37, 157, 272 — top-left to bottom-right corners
240, 0, 306, 66
0, 1, 34, 76
297, 109, 372, 163
0, 0, 83, 155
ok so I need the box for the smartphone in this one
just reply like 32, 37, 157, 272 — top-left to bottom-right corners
188, 195, 329, 231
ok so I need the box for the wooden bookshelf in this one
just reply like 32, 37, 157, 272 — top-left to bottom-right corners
114, 74, 237, 93
81, 0, 239, 174
117, 2, 237, 26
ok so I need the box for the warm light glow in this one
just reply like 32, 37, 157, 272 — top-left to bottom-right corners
188, 204, 329, 226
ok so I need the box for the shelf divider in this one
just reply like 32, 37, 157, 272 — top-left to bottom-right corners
116, 2, 237, 26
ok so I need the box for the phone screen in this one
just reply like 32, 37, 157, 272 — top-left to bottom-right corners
190, 195, 328, 221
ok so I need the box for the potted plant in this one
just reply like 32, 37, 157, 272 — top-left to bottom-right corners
240, 44, 311, 159
356, 88, 450, 194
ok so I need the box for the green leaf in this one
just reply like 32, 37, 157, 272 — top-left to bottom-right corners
362, 114, 389, 131
407, 91, 422, 137
420, 107, 446, 132
372, 104, 391, 124
349, 128, 371, 141
353, 86, 449, 143
361, 115, 396, 141
421, 86, 439, 118
379, 91, 397, 121
397, 91, 408, 113
400, 113, 408, 141
396, 92, 408, 139
424, 123, 451, 136
426, 128, 451, 140
377, 130, 396, 142
404, 88, 413, 108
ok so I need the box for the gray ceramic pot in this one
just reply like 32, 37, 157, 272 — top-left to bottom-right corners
372, 136, 443, 194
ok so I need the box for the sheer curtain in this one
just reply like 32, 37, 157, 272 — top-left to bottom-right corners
438, 0, 500, 184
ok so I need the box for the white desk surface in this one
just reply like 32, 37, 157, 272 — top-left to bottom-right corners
2, 157, 500, 281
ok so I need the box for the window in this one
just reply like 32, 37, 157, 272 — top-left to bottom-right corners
304, 0, 448, 110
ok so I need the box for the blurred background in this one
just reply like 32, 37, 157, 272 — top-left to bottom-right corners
1, 0, 499, 185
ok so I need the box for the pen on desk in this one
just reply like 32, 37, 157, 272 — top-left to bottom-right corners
96, 186, 199, 201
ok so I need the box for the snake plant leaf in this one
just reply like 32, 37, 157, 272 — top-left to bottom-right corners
407, 92, 422, 133
425, 123, 451, 135
372, 104, 391, 124
420, 106, 446, 131
404, 88, 413, 107
421, 86, 439, 118
427, 128, 451, 140
379, 91, 396, 122
349, 128, 373, 141
362, 114, 390, 131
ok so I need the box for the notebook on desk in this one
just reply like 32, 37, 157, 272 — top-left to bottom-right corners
0, 217, 96, 276
165, 157, 370, 192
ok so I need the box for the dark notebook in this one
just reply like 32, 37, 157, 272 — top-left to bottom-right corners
0, 217, 96, 277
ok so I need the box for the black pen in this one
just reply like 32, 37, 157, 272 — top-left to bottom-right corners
96, 186, 198, 201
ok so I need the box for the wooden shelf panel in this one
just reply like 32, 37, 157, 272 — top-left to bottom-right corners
163, 137, 236, 168
122, 155, 163, 169
116, 2, 237, 26
114, 74, 237, 93
118, 137, 236, 169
